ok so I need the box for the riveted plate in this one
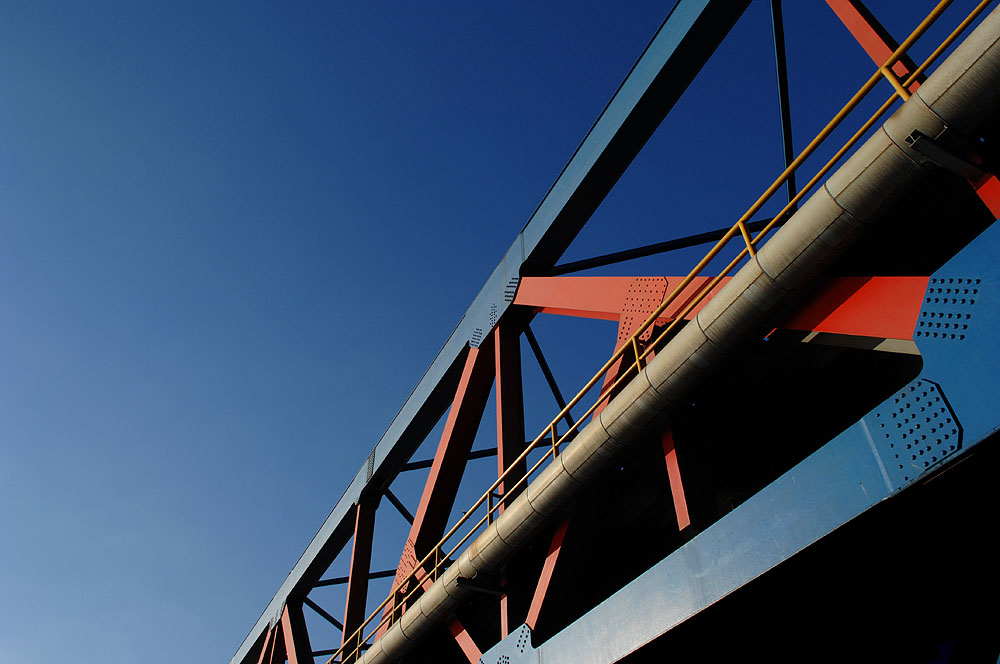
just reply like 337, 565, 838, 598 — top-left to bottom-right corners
870, 379, 962, 487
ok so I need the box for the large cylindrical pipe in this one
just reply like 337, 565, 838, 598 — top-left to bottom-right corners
360, 8, 1000, 663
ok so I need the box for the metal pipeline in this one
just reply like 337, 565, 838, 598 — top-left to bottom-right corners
361, 8, 1000, 663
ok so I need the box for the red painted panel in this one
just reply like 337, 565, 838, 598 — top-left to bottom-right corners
975, 174, 1000, 219
514, 276, 726, 324
520, 275, 928, 340
779, 276, 929, 339
406, 342, 495, 555
513, 276, 635, 320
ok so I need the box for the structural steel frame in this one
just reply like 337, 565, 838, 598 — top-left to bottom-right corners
230, 2, 1000, 662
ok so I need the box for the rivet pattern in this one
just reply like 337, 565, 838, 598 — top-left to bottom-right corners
504, 276, 520, 302
872, 379, 962, 487
471, 327, 485, 348
915, 277, 979, 341
619, 277, 669, 345
479, 624, 531, 664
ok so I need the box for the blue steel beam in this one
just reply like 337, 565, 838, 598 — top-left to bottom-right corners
479, 212, 1000, 664
229, 3, 750, 663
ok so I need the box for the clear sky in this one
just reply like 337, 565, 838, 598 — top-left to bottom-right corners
0, 2, 964, 662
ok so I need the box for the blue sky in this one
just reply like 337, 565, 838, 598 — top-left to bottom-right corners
0, 2, 966, 662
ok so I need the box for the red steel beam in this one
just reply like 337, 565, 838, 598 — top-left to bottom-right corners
825, 0, 920, 90
514, 275, 725, 322
494, 323, 527, 638
342, 497, 379, 662
661, 429, 691, 531
500, 571, 512, 641
255, 627, 274, 664
281, 602, 314, 664
974, 174, 1000, 219
448, 617, 483, 663
267, 622, 285, 664
525, 518, 570, 632
516, 276, 929, 341
380, 341, 496, 633
779, 276, 928, 339
494, 324, 526, 512
405, 339, 496, 556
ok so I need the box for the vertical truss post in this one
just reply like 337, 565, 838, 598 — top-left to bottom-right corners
494, 323, 527, 512
494, 323, 527, 637
280, 602, 314, 664
770, 0, 797, 207
341, 497, 379, 662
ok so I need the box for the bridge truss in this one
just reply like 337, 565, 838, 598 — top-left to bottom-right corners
231, 1, 1000, 662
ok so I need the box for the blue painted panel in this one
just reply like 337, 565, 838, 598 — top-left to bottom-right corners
479, 624, 535, 664
909, 220, 1000, 448
535, 423, 892, 664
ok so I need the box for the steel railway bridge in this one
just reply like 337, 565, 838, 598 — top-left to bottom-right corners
229, 1, 1000, 662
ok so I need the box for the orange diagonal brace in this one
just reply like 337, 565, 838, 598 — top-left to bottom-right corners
380, 340, 496, 636
662, 429, 691, 531
448, 618, 483, 663
255, 627, 274, 664
281, 602, 313, 664
826, 0, 921, 91
525, 518, 570, 632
